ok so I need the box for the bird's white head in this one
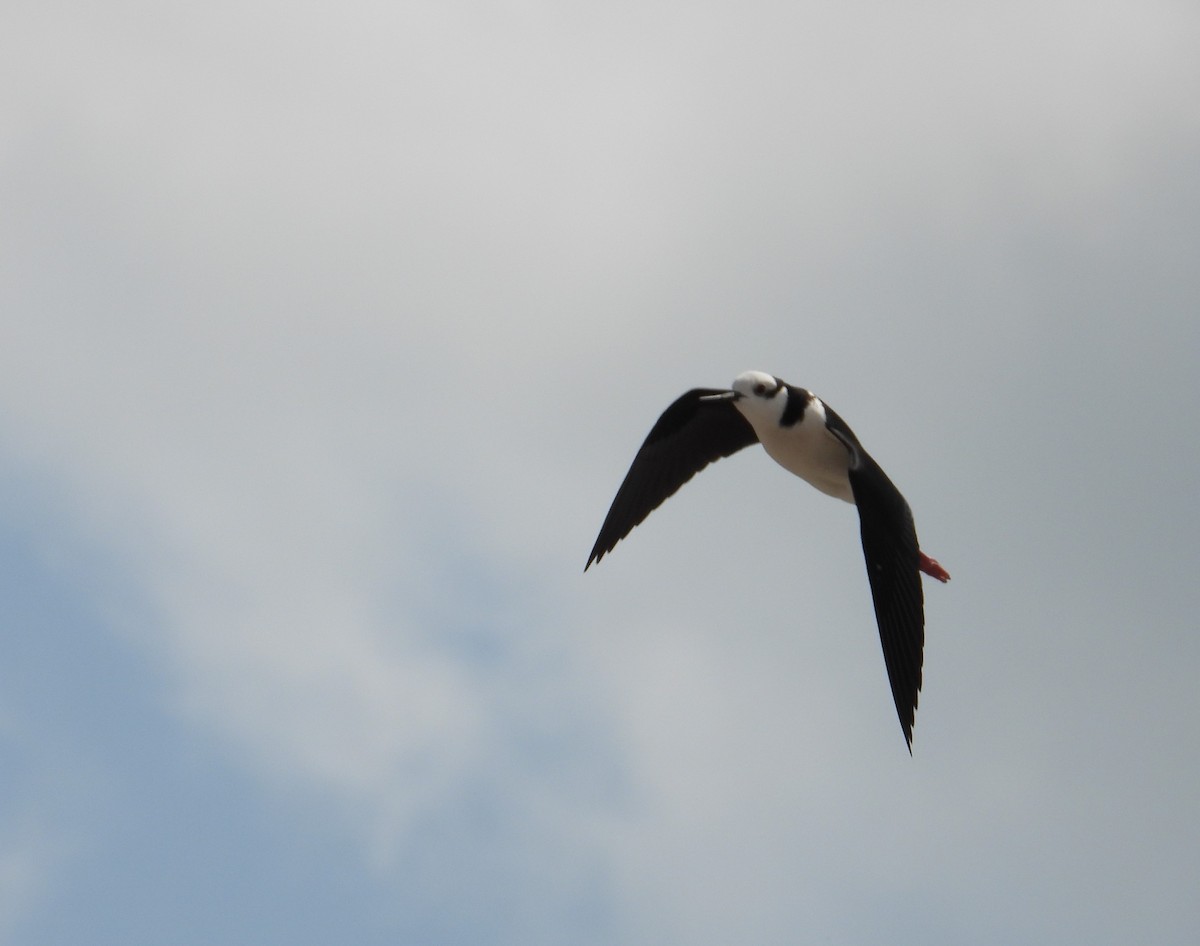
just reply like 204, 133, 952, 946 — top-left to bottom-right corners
732, 370, 782, 399
730, 370, 788, 427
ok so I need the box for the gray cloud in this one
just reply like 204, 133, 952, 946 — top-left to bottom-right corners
2, 1, 1198, 943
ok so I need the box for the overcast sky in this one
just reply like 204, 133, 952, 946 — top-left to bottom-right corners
2, 2, 1199, 944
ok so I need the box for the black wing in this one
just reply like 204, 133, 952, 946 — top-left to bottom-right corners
586, 389, 758, 569
824, 407, 925, 751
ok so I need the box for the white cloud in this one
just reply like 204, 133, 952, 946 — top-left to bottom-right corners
1, 1, 1199, 943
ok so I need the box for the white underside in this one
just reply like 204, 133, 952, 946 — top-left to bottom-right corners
743, 396, 855, 503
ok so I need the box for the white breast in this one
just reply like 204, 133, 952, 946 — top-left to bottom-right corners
753, 397, 855, 503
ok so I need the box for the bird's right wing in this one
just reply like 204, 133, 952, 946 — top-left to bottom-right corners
586, 389, 758, 569
823, 405, 925, 750
825, 405, 926, 753
847, 454, 925, 751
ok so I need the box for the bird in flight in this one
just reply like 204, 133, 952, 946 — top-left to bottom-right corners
586, 370, 950, 750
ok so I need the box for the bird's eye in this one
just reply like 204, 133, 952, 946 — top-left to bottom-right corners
753, 383, 767, 395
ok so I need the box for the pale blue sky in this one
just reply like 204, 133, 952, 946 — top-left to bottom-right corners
2, 2, 1199, 943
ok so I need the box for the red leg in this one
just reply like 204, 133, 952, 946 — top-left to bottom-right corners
918, 551, 951, 583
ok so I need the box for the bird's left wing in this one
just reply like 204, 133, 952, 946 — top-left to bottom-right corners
823, 406, 925, 751
586, 389, 758, 569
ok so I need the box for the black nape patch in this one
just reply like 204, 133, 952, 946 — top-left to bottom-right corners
779, 386, 811, 427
